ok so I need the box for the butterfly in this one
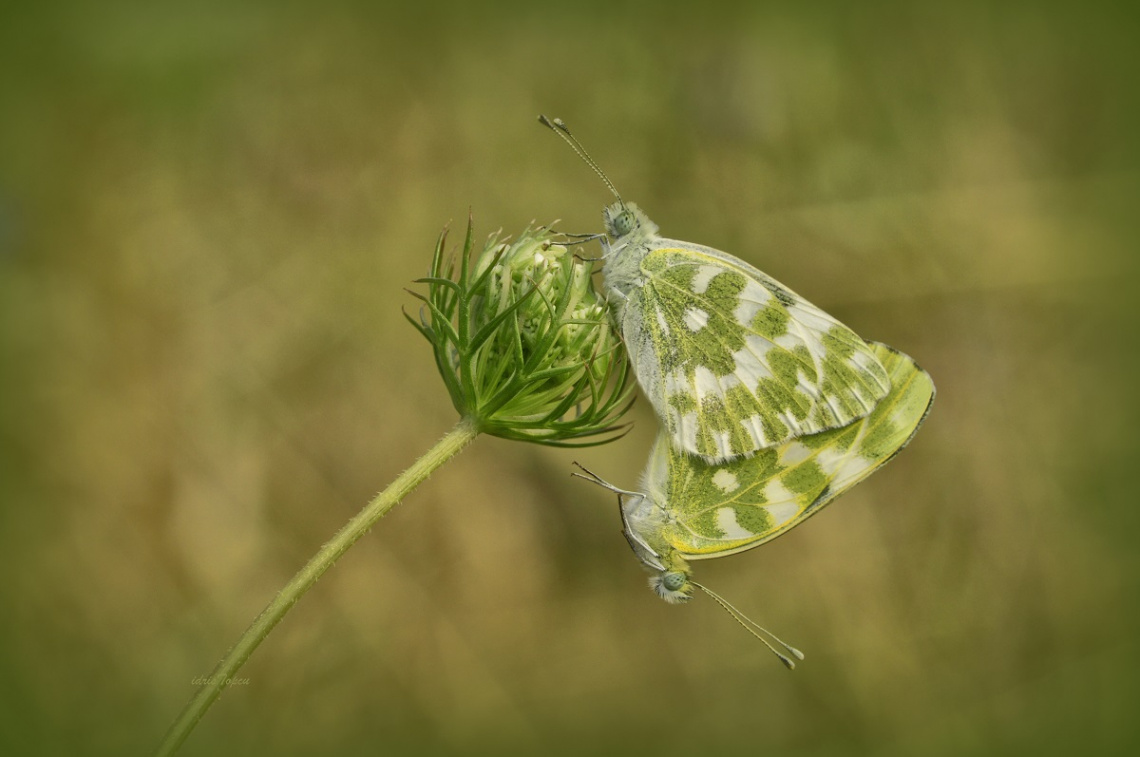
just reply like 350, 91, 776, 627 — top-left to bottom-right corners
574, 342, 935, 666
540, 116, 891, 463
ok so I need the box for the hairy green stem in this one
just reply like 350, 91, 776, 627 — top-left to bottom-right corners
156, 417, 482, 756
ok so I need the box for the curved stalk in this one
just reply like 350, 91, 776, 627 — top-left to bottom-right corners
156, 417, 482, 756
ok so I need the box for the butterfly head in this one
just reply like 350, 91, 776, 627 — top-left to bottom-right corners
648, 555, 693, 604
603, 201, 657, 243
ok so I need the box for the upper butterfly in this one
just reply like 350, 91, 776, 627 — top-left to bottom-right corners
540, 116, 891, 462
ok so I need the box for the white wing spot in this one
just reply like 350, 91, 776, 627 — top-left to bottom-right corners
731, 335, 777, 388
683, 307, 709, 332
716, 507, 754, 539
740, 415, 767, 448
734, 280, 772, 327
764, 478, 797, 506
815, 447, 848, 477
890, 406, 913, 428
690, 265, 721, 294
655, 307, 671, 336
778, 410, 807, 438
762, 501, 800, 529
734, 299, 763, 328
712, 469, 740, 493
774, 331, 801, 350
786, 303, 838, 332
778, 442, 813, 467
677, 412, 699, 450
844, 456, 875, 479
710, 430, 733, 458
693, 365, 721, 399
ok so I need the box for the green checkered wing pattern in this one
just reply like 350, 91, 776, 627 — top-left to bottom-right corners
622, 243, 891, 462
645, 342, 934, 558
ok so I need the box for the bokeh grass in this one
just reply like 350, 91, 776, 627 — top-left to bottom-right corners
1, 2, 1138, 755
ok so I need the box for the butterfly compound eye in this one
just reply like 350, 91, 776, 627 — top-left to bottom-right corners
650, 570, 692, 603
612, 209, 636, 237
662, 572, 687, 592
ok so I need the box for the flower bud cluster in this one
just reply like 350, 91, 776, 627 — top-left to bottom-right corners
409, 218, 632, 445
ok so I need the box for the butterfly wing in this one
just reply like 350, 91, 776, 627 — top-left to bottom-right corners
622, 242, 891, 462
653, 342, 934, 558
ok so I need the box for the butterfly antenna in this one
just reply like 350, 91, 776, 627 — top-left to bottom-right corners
692, 581, 805, 670
538, 115, 626, 209
571, 462, 639, 497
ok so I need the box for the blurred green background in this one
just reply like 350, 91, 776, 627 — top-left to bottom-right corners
2, 1, 1138, 755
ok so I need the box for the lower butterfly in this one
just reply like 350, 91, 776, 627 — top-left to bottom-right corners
575, 342, 935, 667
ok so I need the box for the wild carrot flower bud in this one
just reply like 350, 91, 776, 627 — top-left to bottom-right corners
407, 217, 633, 445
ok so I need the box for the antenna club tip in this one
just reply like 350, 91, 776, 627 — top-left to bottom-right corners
779, 655, 796, 670
789, 647, 806, 661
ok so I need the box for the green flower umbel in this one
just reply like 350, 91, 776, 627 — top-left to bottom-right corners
408, 217, 633, 444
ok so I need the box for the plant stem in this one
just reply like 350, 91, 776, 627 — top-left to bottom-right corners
156, 417, 482, 756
